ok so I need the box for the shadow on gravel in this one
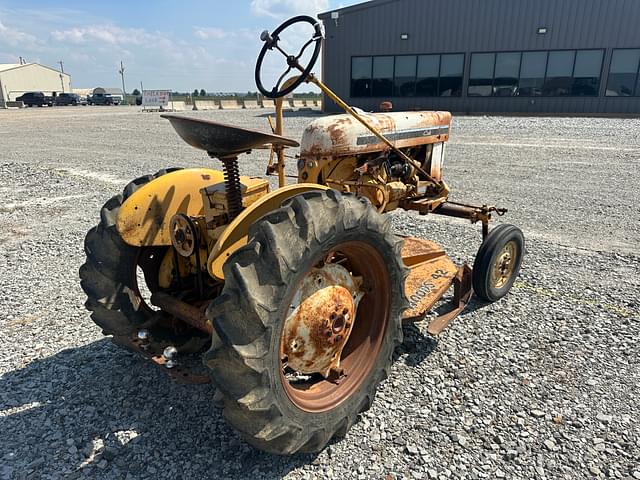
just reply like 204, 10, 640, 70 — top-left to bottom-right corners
397, 296, 488, 367
255, 110, 325, 119
0, 339, 315, 479
457, 296, 491, 317
398, 324, 438, 367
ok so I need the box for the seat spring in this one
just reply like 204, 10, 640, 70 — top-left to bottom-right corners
221, 158, 243, 220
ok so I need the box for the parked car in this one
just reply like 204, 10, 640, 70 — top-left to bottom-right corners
54, 93, 80, 106
88, 93, 117, 105
16, 92, 53, 107
108, 94, 122, 105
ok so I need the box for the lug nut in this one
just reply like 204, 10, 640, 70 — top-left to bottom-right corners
165, 359, 177, 369
137, 329, 149, 340
163, 346, 178, 360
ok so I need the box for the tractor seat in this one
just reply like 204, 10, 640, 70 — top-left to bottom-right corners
161, 114, 299, 158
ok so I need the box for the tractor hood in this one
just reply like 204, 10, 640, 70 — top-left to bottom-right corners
300, 111, 452, 157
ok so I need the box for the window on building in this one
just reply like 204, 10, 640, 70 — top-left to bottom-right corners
468, 53, 495, 97
372, 56, 394, 96
543, 50, 575, 96
416, 55, 440, 96
518, 51, 547, 96
469, 49, 603, 97
351, 56, 372, 97
606, 49, 640, 96
494, 52, 521, 96
352, 53, 464, 98
394, 55, 417, 96
571, 50, 603, 96
439, 54, 464, 96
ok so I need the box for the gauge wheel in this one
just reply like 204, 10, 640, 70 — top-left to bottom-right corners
79, 168, 182, 339
204, 190, 409, 455
472, 224, 524, 302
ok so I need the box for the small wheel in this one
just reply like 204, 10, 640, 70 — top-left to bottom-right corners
204, 190, 409, 454
472, 224, 524, 302
255, 15, 323, 98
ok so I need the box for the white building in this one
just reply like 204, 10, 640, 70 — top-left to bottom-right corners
0, 63, 71, 107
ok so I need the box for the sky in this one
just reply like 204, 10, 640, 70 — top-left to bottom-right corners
0, 0, 361, 92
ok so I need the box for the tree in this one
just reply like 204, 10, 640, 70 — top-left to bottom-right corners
132, 88, 140, 96
200, 89, 206, 97
193, 89, 199, 97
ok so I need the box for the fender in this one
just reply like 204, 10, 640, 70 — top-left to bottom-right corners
208, 183, 329, 280
116, 168, 225, 246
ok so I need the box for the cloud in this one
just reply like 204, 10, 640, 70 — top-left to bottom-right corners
193, 26, 258, 42
193, 27, 228, 40
0, 3, 335, 92
0, 18, 39, 47
51, 25, 158, 46
250, 0, 329, 18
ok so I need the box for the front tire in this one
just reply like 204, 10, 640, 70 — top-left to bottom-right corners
204, 190, 409, 455
472, 224, 524, 302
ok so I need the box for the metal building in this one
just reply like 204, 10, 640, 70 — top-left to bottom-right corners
0, 63, 71, 107
318, 0, 640, 114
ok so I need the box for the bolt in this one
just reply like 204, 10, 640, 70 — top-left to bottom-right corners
163, 346, 178, 360
166, 359, 177, 369
137, 329, 149, 341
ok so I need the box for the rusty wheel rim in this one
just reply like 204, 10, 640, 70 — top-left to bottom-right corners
491, 240, 517, 289
280, 241, 391, 413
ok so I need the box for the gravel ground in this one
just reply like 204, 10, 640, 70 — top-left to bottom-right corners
0, 106, 639, 480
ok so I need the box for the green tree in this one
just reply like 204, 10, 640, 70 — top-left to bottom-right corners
193, 89, 199, 97
200, 89, 206, 97
132, 88, 140, 96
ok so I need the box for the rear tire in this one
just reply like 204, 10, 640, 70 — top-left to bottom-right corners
79, 168, 182, 338
204, 190, 409, 455
472, 224, 524, 302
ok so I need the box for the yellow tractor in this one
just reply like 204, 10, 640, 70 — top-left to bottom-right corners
80, 16, 524, 455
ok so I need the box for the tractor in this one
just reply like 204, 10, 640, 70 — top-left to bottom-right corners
80, 16, 524, 455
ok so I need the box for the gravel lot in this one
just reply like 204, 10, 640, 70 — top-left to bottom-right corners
1, 106, 638, 480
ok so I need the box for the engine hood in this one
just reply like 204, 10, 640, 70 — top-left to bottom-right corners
300, 111, 452, 157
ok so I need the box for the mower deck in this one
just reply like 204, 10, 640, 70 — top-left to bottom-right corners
401, 237, 472, 334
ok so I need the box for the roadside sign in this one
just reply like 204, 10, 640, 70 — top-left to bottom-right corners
142, 90, 170, 107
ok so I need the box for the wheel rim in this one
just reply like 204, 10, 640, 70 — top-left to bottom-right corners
279, 241, 391, 413
491, 240, 517, 289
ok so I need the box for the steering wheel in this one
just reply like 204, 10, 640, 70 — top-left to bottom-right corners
255, 15, 323, 99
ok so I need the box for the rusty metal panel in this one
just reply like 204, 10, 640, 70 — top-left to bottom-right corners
400, 237, 458, 320
300, 111, 451, 157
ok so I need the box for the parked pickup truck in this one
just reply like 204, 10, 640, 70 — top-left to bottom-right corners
88, 93, 118, 105
54, 93, 80, 106
16, 92, 53, 107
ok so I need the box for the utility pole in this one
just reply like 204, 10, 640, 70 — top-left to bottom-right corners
118, 61, 127, 105
58, 61, 65, 93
